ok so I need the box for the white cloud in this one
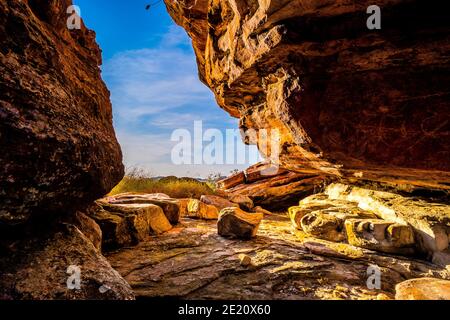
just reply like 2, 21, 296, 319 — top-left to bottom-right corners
103, 25, 259, 178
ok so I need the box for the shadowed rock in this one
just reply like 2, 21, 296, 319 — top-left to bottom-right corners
91, 203, 172, 250
0, 0, 124, 224
0, 224, 134, 300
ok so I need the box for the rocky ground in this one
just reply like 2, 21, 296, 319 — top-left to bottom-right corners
85, 185, 449, 300
106, 215, 449, 300
1, 0, 449, 300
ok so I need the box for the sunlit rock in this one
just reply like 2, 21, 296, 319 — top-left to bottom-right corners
218, 207, 263, 239
200, 195, 238, 210
91, 203, 172, 250
229, 194, 254, 211
0, 224, 134, 300
105, 193, 181, 224
345, 219, 415, 255
395, 278, 450, 300
186, 199, 219, 220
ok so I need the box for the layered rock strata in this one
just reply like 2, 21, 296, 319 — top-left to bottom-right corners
164, 0, 450, 192
0, 0, 124, 224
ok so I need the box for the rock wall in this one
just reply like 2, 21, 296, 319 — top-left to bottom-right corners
0, 0, 124, 225
164, 0, 450, 192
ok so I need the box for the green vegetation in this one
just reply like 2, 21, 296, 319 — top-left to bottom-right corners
109, 168, 216, 199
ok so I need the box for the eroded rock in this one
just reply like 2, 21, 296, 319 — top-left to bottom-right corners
65, 211, 102, 251
326, 184, 450, 256
218, 207, 263, 239
345, 219, 415, 255
229, 194, 254, 211
164, 0, 450, 192
186, 199, 219, 220
200, 195, 238, 210
0, 224, 134, 300
395, 278, 450, 300
91, 203, 172, 250
105, 193, 181, 224
0, 0, 124, 224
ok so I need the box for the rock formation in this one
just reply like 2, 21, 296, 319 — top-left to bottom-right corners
1, 0, 449, 301
0, 0, 124, 225
218, 207, 263, 239
164, 0, 450, 193
0, 0, 126, 299
289, 183, 450, 260
395, 278, 450, 300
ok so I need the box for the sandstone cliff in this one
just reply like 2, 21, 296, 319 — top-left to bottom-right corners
0, 0, 124, 225
164, 0, 450, 193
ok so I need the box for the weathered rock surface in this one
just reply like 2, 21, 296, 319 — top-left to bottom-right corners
164, 0, 450, 192
65, 211, 102, 251
395, 278, 450, 300
104, 193, 181, 224
106, 215, 449, 299
326, 184, 450, 256
219, 162, 332, 210
0, 224, 134, 300
200, 195, 238, 210
345, 219, 415, 255
218, 207, 263, 239
91, 203, 172, 250
186, 199, 219, 220
228, 194, 254, 211
289, 183, 449, 258
0, 0, 124, 224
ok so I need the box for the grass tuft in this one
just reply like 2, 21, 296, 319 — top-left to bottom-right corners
109, 167, 216, 199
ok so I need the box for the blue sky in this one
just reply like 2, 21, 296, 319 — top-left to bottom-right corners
74, 0, 259, 177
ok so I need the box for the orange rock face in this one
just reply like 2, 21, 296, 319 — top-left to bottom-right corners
164, 0, 450, 192
0, 0, 124, 224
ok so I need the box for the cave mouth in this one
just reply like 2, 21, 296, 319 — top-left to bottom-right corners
76, 0, 450, 300
0, 0, 449, 302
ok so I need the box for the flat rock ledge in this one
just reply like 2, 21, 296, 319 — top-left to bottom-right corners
105, 215, 449, 300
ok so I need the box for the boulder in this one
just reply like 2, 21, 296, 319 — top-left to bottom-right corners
200, 195, 238, 210
0, 224, 134, 300
345, 219, 415, 255
106, 193, 171, 202
91, 203, 172, 250
395, 278, 450, 300
217, 207, 263, 240
0, 0, 124, 225
300, 213, 346, 242
431, 250, 450, 269
90, 210, 132, 250
186, 199, 219, 220
177, 198, 190, 216
229, 194, 254, 211
326, 184, 450, 256
105, 194, 180, 224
